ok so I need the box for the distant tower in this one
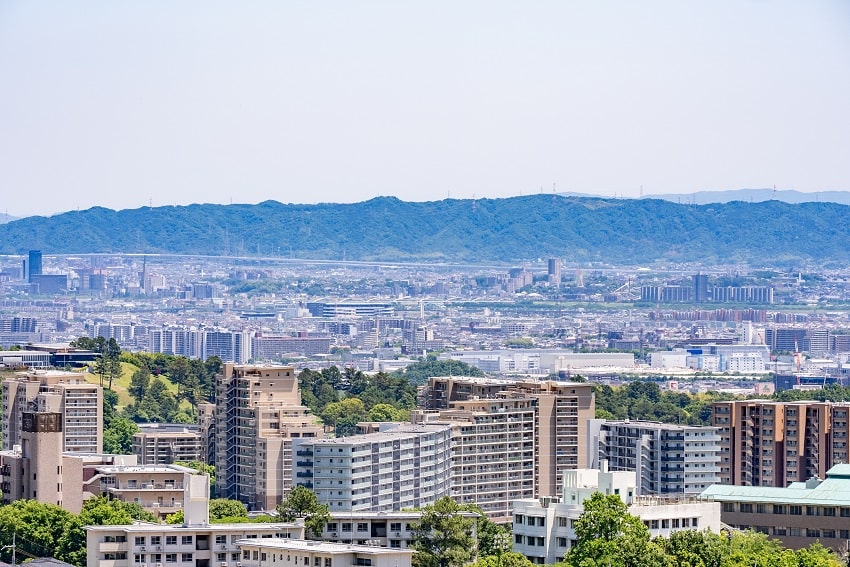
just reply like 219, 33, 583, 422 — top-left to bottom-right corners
27, 250, 42, 283
693, 273, 709, 303
548, 258, 561, 285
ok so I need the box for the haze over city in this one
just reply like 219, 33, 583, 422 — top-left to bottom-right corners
1, 1, 849, 217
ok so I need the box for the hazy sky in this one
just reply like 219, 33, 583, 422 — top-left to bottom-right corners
2, 1, 849, 217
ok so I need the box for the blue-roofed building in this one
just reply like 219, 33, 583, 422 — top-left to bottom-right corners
700, 464, 850, 551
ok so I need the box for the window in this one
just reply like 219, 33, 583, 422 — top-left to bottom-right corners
515, 514, 524, 525
215, 535, 227, 545
739, 504, 753, 513
774, 527, 787, 536
557, 537, 568, 548
823, 530, 836, 539
182, 554, 193, 562
342, 523, 352, 532
842, 509, 850, 518
807, 529, 821, 538
357, 523, 368, 532
773, 505, 786, 515
166, 554, 178, 563
789, 528, 802, 537
390, 523, 402, 532
390, 540, 401, 549
789, 506, 802, 516
824, 508, 836, 517
515, 535, 524, 544
558, 517, 567, 527
661, 519, 669, 529
166, 536, 177, 546
327, 523, 338, 531
806, 507, 820, 516
324, 559, 332, 567
182, 536, 193, 545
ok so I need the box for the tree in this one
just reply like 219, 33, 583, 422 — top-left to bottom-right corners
567, 492, 664, 567
473, 553, 532, 567
56, 496, 156, 567
165, 510, 184, 525
368, 403, 402, 422
128, 367, 151, 402
276, 485, 330, 538
104, 416, 139, 454
0, 500, 72, 563
210, 499, 248, 521
411, 496, 478, 567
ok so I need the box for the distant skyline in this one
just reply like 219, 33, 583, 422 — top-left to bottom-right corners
1, 1, 849, 217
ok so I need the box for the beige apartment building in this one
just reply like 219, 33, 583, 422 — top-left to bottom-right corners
712, 400, 850, 487
2, 369, 103, 453
133, 424, 205, 465
420, 377, 595, 500
215, 364, 322, 511
0, 410, 136, 513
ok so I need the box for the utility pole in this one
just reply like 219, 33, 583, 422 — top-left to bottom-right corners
1, 532, 15, 565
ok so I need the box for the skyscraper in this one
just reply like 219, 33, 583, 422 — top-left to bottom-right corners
693, 273, 709, 303
27, 250, 42, 282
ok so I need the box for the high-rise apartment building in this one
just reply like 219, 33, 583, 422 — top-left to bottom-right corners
214, 364, 322, 511
133, 423, 205, 465
589, 419, 721, 495
711, 400, 850, 487
292, 424, 452, 512
416, 376, 595, 520
1, 370, 103, 454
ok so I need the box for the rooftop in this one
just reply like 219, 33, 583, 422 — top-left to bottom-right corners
235, 537, 415, 555
700, 464, 850, 505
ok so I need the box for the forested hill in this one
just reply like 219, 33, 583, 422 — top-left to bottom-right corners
1, 195, 847, 265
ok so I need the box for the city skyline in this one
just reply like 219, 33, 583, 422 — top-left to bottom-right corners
1, 1, 848, 217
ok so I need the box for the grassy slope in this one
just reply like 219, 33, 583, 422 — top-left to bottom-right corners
83, 361, 186, 410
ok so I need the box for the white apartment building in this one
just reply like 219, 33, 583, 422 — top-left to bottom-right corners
1, 369, 103, 453
95, 464, 200, 520
236, 539, 413, 567
292, 424, 452, 512
512, 466, 722, 564
318, 510, 478, 549
588, 420, 721, 496
86, 475, 305, 567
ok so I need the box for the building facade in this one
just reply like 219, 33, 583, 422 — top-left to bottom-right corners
712, 400, 850, 487
133, 424, 205, 465
214, 364, 322, 511
589, 419, 721, 495
513, 465, 722, 564
1, 369, 103, 454
700, 464, 850, 552
292, 424, 452, 512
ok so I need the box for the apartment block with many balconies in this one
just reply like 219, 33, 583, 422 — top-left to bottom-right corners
588, 419, 721, 495
712, 400, 850, 487
214, 364, 322, 511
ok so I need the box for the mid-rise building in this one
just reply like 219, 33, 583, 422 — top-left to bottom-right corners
711, 400, 850, 487
513, 464, 721, 564
85, 474, 306, 567
133, 424, 205, 465
236, 539, 413, 567
700, 464, 850, 552
292, 424, 452, 512
589, 419, 721, 495
215, 364, 322, 511
420, 376, 595, 502
1, 369, 103, 453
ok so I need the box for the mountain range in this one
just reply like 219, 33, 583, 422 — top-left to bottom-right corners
0, 195, 848, 265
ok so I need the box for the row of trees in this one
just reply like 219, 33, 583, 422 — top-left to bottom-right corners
298, 367, 418, 435
407, 493, 843, 567
0, 496, 155, 567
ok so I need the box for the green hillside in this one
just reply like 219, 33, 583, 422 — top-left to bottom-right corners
0, 195, 847, 265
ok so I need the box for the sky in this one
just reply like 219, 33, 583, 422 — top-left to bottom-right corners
1, 1, 849, 217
